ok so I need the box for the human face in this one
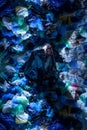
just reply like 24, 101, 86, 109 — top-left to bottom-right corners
43, 44, 53, 55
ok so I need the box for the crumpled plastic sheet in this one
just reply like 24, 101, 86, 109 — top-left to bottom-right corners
0, 0, 87, 129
